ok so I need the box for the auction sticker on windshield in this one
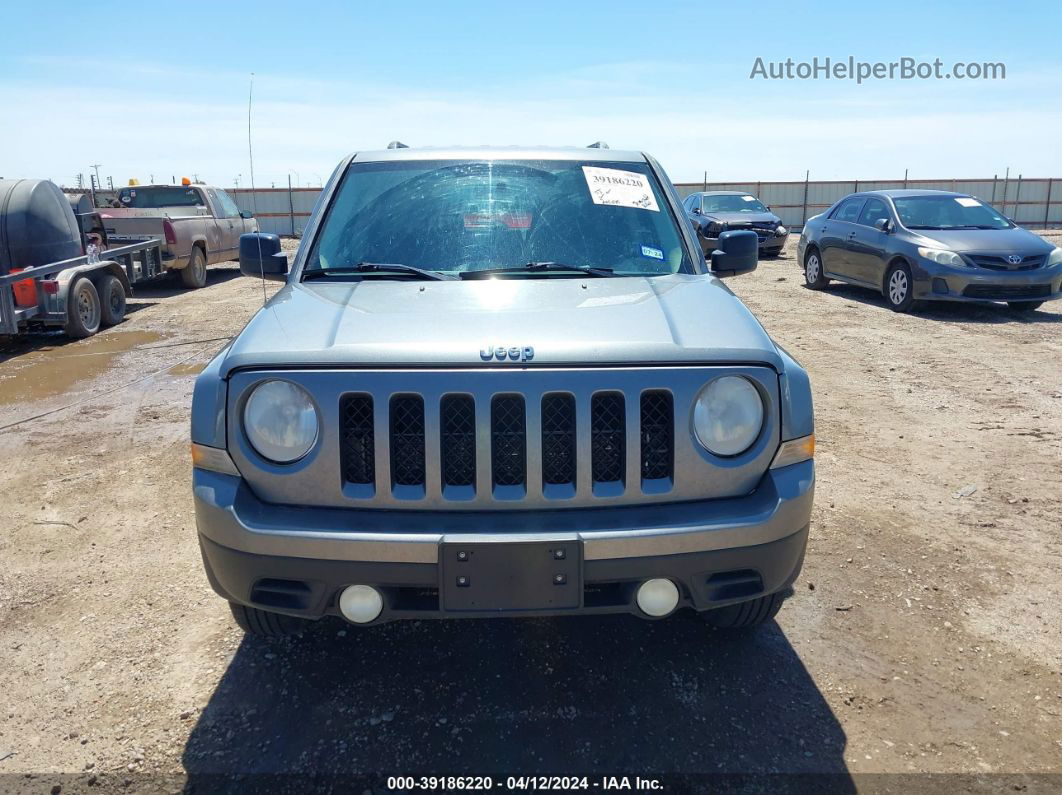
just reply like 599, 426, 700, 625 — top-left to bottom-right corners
582, 167, 659, 212
955, 197, 982, 207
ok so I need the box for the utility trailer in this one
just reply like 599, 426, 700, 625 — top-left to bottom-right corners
1, 178, 166, 338
0, 238, 165, 338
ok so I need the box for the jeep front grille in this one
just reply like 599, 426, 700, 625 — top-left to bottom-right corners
340, 387, 678, 499
236, 366, 780, 511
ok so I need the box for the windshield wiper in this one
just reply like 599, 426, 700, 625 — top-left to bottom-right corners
302, 262, 455, 281
459, 262, 615, 280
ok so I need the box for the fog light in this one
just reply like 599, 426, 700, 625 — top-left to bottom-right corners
636, 578, 680, 617
338, 585, 383, 624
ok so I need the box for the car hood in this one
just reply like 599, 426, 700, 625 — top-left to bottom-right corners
705, 211, 780, 226
911, 226, 1055, 254
218, 274, 783, 375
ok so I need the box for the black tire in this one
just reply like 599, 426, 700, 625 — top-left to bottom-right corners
883, 260, 916, 312
229, 602, 307, 638
803, 248, 828, 289
179, 246, 208, 289
700, 591, 787, 629
1007, 301, 1044, 313
98, 274, 126, 327
64, 276, 102, 338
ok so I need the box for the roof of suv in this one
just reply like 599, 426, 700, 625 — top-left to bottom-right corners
349, 145, 649, 164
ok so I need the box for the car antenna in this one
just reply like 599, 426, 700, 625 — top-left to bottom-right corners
248, 72, 267, 306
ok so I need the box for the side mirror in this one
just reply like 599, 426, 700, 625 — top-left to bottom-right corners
239, 233, 288, 281
240, 210, 254, 219
709, 230, 758, 278
874, 218, 891, 233
691, 207, 701, 215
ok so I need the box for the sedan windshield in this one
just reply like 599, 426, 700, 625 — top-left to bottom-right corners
306, 159, 693, 278
893, 195, 1011, 230
701, 194, 768, 214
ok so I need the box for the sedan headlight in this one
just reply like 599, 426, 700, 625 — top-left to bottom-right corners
243, 379, 319, 463
917, 247, 967, 267
1048, 247, 1062, 267
776, 225, 787, 235
692, 376, 764, 457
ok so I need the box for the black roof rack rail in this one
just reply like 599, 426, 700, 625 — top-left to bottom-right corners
387, 141, 410, 149
586, 141, 609, 149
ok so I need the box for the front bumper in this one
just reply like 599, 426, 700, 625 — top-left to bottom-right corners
912, 260, 1062, 303
194, 460, 814, 622
700, 231, 789, 257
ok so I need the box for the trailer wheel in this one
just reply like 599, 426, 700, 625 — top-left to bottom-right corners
179, 246, 208, 289
64, 276, 102, 338
98, 274, 126, 327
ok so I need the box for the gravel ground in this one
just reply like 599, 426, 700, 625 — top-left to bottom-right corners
0, 234, 1060, 790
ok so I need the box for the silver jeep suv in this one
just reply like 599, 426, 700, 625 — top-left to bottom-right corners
190, 145, 815, 636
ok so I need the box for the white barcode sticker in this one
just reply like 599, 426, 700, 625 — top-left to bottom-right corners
955, 197, 981, 207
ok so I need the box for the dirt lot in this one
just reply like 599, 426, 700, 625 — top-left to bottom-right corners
0, 234, 1060, 790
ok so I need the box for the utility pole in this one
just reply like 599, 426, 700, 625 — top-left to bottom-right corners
107, 176, 114, 190
91, 164, 102, 189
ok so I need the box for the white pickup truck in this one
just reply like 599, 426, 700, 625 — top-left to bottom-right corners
99, 184, 259, 288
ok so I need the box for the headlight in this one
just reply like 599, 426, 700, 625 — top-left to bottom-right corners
1048, 247, 1062, 267
692, 376, 764, 457
776, 225, 787, 235
917, 247, 966, 267
243, 379, 319, 463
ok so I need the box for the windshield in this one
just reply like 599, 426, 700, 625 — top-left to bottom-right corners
117, 187, 204, 209
701, 194, 768, 214
893, 195, 1012, 230
306, 159, 693, 278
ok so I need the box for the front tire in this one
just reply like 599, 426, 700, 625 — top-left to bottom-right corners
700, 591, 786, 629
884, 261, 916, 312
1007, 301, 1044, 313
229, 602, 308, 638
179, 246, 208, 289
98, 274, 126, 327
64, 276, 102, 338
804, 249, 828, 289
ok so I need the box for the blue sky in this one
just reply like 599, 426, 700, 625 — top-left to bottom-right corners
2, 0, 1060, 188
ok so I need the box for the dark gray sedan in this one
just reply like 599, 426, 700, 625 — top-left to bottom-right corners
797, 190, 1062, 312
683, 191, 789, 257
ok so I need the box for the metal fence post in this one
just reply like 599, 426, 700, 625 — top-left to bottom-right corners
1044, 178, 1053, 229
288, 175, 296, 236
1014, 174, 1022, 222
801, 170, 809, 227
991, 174, 997, 204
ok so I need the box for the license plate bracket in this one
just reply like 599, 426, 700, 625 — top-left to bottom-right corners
440, 540, 582, 612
